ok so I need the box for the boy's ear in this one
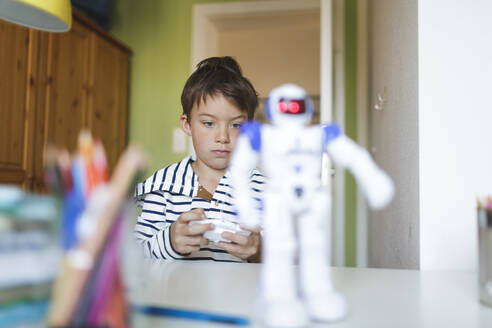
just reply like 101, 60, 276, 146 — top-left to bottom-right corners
180, 114, 192, 136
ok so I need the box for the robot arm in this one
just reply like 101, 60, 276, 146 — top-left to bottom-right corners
229, 122, 262, 228
324, 124, 394, 209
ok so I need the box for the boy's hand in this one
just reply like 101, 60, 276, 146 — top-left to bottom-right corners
170, 208, 214, 255
216, 226, 262, 262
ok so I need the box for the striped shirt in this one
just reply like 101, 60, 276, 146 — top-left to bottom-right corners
134, 156, 265, 262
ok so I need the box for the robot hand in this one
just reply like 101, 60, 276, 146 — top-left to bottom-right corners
364, 169, 394, 210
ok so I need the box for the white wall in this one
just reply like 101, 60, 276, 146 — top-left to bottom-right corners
419, 1, 492, 271
368, 0, 419, 269
217, 12, 320, 98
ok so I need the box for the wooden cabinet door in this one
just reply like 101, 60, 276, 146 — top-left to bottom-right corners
40, 20, 90, 149
0, 21, 38, 188
88, 33, 129, 174
32, 20, 91, 190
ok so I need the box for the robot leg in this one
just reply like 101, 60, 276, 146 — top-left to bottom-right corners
260, 191, 309, 327
297, 187, 348, 322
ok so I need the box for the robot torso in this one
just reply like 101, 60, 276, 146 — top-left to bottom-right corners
261, 124, 324, 193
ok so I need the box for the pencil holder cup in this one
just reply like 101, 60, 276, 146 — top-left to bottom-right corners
478, 207, 492, 307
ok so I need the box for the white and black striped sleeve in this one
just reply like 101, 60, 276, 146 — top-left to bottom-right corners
134, 192, 187, 260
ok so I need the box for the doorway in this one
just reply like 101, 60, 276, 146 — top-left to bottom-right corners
191, 0, 351, 266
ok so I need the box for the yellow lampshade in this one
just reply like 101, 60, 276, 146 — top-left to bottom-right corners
0, 0, 71, 32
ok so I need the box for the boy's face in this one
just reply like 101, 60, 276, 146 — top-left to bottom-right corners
181, 94, 247, 173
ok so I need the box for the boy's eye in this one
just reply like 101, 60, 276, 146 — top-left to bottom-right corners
232, 123, 242, 129
203, 121, 214, 127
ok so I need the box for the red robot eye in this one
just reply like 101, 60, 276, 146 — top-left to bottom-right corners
289, 101, 300, 113
279, 101, 288, 113
278, 98, 307, 115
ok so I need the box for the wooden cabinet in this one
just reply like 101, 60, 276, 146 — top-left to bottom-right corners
0, 11, 131, 191
88, 33, 129, 173
0, 22, 37, 188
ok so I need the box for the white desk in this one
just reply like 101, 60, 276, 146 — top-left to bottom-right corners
128, 260, 492, 327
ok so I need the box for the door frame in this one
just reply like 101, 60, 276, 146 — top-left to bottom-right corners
356, 0, 369, 267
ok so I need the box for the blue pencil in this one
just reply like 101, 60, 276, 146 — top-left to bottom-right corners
132, 305, 250, 326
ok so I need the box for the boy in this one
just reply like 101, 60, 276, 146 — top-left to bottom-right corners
134, 57, 264, 262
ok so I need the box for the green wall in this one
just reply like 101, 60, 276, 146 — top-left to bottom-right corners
344, 0, 358, 267
110, 0, 254, 175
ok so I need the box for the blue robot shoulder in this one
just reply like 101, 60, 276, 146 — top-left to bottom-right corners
322, 123, 342, 145
239, 121, 263, 152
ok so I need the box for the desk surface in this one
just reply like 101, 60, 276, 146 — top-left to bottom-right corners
129, 260, 492, 327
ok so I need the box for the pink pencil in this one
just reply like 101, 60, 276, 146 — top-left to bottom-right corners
87, 215, 125, 325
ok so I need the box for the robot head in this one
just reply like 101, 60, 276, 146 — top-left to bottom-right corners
265, 84, 314, 126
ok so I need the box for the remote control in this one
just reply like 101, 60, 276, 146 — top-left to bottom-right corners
189, 218, 250, 243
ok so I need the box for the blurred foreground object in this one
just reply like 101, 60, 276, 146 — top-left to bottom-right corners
229, 84, 394, 327
478, 197, 492, 308
43, 130, 146, 327
0, 185, 59, 327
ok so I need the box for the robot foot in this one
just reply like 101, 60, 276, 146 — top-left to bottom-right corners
306, 291, 348, 323
261, 300, 310, 327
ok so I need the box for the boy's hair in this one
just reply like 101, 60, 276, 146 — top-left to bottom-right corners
181, 56, 258, 121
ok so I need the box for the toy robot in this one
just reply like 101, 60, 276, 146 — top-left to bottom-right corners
229, 84, 394, 327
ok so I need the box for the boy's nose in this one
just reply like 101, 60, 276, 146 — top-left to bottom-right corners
216, 127, 230, 143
